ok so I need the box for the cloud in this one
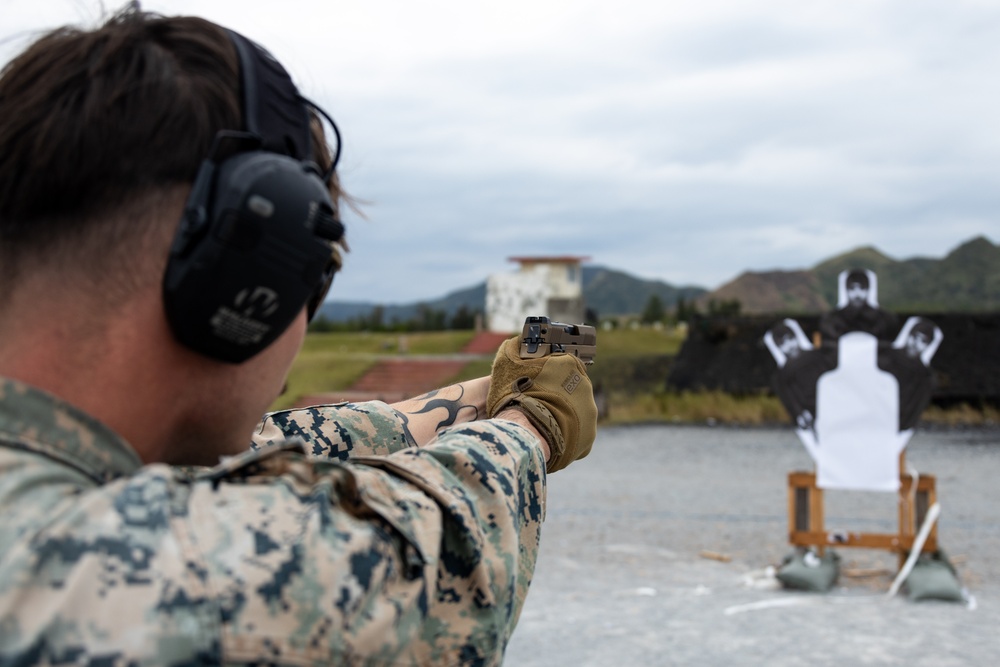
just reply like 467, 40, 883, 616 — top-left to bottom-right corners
4, 0, 999, 302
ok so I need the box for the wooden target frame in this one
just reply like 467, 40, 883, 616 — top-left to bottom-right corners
788, 453, 937, 566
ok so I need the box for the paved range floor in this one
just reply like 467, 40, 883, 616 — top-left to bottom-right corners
504, 424, 1000, 666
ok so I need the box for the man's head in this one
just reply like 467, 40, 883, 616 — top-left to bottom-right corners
771, 324, 801, 359
905, 318, 936, 359
1, 12, 232, 285
0, 6, 343, 328
0, 7, 345, 462
845, 269, 870, 307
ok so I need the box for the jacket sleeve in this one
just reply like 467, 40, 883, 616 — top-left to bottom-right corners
194, 418, 546, 666
252, 400, 415, 459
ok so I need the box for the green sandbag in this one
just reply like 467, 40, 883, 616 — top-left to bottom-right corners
904, 550, 964, 602
776, 548, 841, 592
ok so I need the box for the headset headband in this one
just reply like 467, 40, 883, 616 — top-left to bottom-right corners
227, 30, 341, 181
227, 31, 311, 161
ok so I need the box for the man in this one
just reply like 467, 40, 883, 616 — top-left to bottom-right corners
0, 7, 597, 665
763, 320, 831, 433
818, 268, 899, 343
881, 316, 942, 430
901, 317, 938, 362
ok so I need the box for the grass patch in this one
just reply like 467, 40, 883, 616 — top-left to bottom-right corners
606, 390, 789, 426
433, 328, 687, 393
272, 353, 374, 411
595, 326, 686, 357
300, 330, 474, 356
919, 402, 999, 427
272, 330, 482, 411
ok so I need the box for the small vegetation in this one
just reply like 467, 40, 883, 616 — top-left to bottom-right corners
309, 305, 480, 333
920, 402, 1000, 427
606, 390, 788, 426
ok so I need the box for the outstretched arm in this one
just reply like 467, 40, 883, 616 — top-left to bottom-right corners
255, 376, 551, 462
390, 377, 489, 446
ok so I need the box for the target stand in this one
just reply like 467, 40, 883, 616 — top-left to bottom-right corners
787, 453, 938, 566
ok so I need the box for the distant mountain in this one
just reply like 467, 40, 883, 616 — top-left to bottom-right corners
316, 266, 706, 323
704, 270, 828, 313
317, 236, 998, 322
582, 266, 707, 317
703, 236, 1000, 314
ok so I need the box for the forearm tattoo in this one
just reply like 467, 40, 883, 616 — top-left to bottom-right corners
396, 385, 480, 444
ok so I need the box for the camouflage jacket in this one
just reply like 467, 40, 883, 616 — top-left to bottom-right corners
0, 378, 546, 666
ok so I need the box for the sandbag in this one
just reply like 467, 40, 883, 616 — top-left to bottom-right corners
776, 548, 840, 592
904, 550, 964, 602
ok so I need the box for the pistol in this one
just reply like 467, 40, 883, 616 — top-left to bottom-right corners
519, 316, 596, 365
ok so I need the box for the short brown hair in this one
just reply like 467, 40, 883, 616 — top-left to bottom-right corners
0, 6, 339, 287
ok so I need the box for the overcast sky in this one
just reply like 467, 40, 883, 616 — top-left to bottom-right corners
4, 0, 999, 304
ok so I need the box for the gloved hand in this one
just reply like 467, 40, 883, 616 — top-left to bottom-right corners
487, 336, 598, 472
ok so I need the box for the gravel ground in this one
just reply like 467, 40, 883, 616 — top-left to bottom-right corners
503, 424, 1000, 666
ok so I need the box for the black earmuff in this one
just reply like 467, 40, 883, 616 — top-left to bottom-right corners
163, 30, 343, 363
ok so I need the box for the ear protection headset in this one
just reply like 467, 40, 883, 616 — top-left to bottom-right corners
163, 29, 344, 363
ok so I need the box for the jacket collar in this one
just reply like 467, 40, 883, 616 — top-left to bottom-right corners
0, 378, 142, 484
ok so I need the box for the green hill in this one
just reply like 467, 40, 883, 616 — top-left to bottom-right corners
317, 235, 999, 323
581, 266, 707, 317
707, 236, 1000, 314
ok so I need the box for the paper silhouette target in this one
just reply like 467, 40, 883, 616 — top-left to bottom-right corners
818, 268, 899, 342
765, 270, 942, 491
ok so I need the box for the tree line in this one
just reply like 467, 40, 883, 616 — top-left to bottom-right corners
309, 304, 479, 333
309, 297, 742, 333
640, 295, 741, 325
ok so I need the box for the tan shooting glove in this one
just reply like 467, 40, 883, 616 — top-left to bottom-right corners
487, 336, 598, 473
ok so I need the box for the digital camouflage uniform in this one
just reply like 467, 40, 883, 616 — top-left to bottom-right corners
0, 378, 546, 666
